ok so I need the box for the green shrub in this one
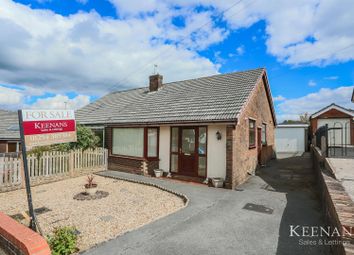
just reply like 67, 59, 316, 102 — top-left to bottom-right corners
48, 226, 78, 255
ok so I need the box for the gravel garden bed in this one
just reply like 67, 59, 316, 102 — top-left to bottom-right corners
0, 175, 185, 251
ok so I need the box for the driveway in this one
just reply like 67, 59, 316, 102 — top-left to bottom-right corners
84, 154, 329, 255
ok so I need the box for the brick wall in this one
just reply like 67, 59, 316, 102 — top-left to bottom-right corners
225, 125, 235, 189
228, 76, 275, 189
312, 146, 354, 255
0, 212, 51, 255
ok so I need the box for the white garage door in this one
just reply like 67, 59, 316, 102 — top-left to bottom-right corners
275, 128, 305, 153
317, 118, 351, 146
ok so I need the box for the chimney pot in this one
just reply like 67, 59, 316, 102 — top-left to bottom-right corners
149, 74, 163, 92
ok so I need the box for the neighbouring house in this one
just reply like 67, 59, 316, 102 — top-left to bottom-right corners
275, 123, 309, 158
310, 103, 354, 146
0, 110, 20, 153
76, 68, 276, 189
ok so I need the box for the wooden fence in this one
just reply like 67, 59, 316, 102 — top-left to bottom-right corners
0, 148, 108, 189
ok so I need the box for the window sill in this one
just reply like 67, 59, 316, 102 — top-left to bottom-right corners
249, 145, 256, 149
110, 154, 145, 160
110, 154, 160, 161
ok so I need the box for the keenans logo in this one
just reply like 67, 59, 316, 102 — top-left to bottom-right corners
290, 225, 353, 237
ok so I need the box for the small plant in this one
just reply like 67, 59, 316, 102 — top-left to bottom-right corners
85, 175, 97, 188
48, 226, 78, 255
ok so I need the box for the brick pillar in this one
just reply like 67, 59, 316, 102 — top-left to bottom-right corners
225, 125, 234, 189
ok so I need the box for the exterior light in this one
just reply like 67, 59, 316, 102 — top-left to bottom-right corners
216, 131, 222, 140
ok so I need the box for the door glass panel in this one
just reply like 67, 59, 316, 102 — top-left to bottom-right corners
171, 154, 178, 172
198, 127, 206, 155
182, 129, 195, 154
171, 127, 178, 152
198, 156, 206, 176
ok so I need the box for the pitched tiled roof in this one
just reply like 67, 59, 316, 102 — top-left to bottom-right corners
76, 68, 267, 125
0, 110, 20, 140
310, 103, 354, 119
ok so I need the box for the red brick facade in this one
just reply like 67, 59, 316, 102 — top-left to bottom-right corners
226, 76, 276, 189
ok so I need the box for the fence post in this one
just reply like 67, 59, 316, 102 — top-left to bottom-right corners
20, 154, 26, 189
69, 151, 74, 177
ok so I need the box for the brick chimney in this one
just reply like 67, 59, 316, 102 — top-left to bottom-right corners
149, 74, 163, 92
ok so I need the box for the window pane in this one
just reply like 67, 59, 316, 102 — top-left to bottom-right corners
198, 127, 206, 155
148, 128, 158, 157
198, 156, 206, 177
182, 129, 195, 154
112, 128, 144, 157
171, 127, 178, 152
262, 124, 266, 144
249, 120, 256, 146
171, 154, 178, 172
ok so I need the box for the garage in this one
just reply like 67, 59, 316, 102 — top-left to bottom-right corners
275, 124, 309, 158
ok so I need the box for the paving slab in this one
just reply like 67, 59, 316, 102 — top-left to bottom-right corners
327, 158, 354, 202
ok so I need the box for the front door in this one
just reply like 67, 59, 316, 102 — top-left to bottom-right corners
179, 127, 197, 176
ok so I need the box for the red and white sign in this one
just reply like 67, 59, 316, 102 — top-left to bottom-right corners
21, 110, 77, 148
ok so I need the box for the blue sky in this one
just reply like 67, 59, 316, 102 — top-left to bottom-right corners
0, 0, 353, 121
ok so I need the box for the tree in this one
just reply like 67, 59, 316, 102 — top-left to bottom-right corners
54, 124, 100, 151
30, 124, 100, 155
299, 112, 310, 124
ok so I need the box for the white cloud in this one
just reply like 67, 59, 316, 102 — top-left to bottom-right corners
273, 95, 286, 102
0, 0, 223, 97
0, 0, 354, 110
28, 94, 91, 110
276, 86, 354, 121
236, 45, 245, 56
0, 86, 23, 105
308, 80, 317, 87
324, 76, 339, 80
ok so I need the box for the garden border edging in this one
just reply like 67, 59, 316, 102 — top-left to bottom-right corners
95, 172, 189, 206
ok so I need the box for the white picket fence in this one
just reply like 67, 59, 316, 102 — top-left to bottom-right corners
0, 148, 108, 189
0, 154, 22, 187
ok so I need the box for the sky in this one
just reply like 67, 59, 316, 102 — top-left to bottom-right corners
0, 0, 353, 122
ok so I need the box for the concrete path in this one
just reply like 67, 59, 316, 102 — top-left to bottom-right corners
84, 154, 329, 255
327, 157, 354, 202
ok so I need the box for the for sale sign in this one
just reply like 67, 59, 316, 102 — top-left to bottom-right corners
20, 109, 77, 148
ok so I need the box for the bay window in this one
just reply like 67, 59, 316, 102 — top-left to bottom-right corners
112, 127, 159, 158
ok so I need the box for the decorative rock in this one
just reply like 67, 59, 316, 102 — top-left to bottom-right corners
73, 191, 109, 201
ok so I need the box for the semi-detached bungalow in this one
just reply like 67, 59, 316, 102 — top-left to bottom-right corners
76, 68, 277, 189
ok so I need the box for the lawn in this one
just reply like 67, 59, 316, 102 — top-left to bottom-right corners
0, 175, 185, 251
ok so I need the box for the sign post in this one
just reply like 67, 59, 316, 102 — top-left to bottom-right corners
18, 109, 77, 232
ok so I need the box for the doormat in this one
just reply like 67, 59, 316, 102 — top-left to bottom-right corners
242, 203, 273, 214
